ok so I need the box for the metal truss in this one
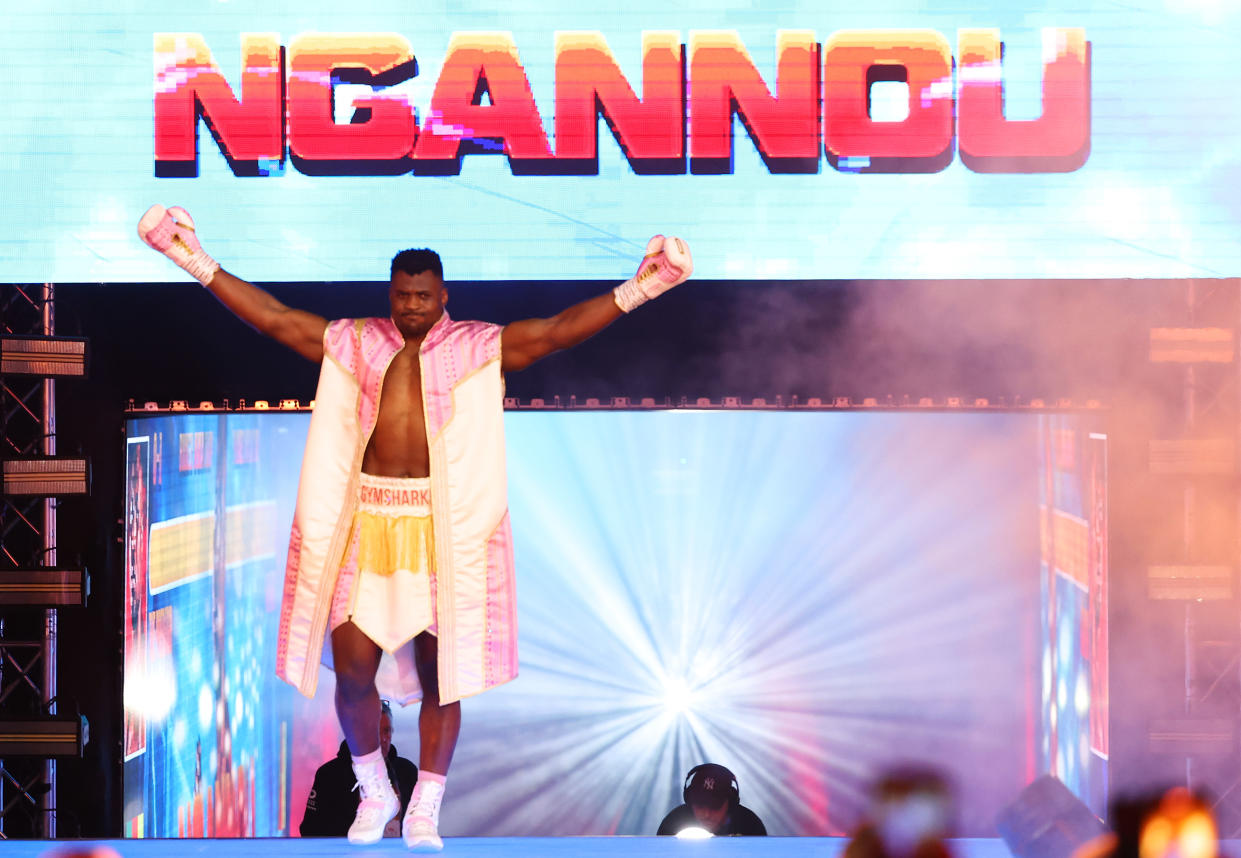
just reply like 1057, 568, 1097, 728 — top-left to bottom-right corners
0, 759, 50, 839
0, 284, 59, 837
1146, 280, 1241, 836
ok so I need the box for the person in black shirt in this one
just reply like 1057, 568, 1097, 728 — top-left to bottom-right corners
657, 764, 767, 836
300, 700, 417, 838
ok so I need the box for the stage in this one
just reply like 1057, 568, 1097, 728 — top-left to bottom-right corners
19, 837, 1015, 858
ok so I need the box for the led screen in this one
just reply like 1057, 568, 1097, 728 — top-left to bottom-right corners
5, 1, 1239, 282
1038, 417, 1109, 816
122, 409, 1107, 837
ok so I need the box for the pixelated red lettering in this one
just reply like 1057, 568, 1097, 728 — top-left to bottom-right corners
412, 33, 553, 175
554, 32, 684, 174
689, 31, 820, 174
153, 34, 283, 177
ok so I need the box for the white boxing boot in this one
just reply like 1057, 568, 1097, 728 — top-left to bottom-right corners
403, 773, 446, 852
347, 749, 400, 845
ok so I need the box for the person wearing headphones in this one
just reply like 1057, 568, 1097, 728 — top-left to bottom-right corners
656, 764, 767, 836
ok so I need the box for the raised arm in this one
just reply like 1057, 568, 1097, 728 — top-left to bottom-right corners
500, 292, 624, 372
138, 205, 327, 362
203, 269, 327, 362
500, 235, 692, 373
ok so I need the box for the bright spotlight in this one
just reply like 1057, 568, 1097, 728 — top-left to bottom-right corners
663, 677, 694, 714
675, 826, 713, 840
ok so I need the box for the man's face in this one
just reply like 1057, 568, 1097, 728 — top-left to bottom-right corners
690, 800, 729, 833
389, 270, 446, 339
379, 711, 393, 758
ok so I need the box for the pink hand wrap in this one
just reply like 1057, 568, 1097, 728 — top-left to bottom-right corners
613, 235, 693, 313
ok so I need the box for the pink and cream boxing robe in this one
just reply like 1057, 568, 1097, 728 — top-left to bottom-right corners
276, 312, 518, 706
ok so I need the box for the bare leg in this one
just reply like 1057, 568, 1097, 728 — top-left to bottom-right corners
331, 622, 384, 756
413, 631, 460, 773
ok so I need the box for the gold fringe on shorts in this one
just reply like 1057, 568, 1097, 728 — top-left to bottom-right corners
349, 508, 435, 578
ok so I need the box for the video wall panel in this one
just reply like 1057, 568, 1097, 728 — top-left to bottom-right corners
4, 1, 1239, 282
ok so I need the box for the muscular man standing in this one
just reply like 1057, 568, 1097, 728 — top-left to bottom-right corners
138, 205, 691, 851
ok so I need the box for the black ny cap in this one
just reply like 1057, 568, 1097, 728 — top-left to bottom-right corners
686, 764, 735, 809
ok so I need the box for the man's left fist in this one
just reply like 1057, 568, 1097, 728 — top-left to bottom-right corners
613, 235, 693, 313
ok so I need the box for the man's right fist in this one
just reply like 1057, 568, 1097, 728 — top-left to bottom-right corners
613, 235, 693, 313
137, 204, 220, 285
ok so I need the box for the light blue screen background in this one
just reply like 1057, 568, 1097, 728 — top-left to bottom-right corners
5, 1, 1239, 282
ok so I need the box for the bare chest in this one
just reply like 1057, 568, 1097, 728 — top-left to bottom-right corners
362, 346, 430, 476
377, 348, 424, 416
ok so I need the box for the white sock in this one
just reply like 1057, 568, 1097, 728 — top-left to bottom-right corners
354, 747, 384, 767
352, 747, 392, 798
411, 771, 447, 822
